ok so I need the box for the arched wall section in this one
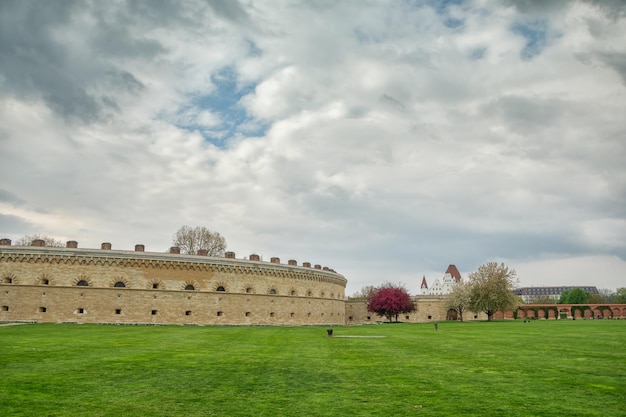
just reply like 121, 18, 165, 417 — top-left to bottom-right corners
0, 247, 347, 326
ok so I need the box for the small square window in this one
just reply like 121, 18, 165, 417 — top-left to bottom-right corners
78, 308, 85, 314
151, 310, 157, 315
152, 283, 159, 289
217, 311, 223, 316
245, 312, 251, 317
4, 278, 12, 284
42, 279, 49, 285
269, 312, 275, 317
40, 307, 47, 313
115, 309, 121, 315
2, 305, 9, 311
185, 310, 192, 316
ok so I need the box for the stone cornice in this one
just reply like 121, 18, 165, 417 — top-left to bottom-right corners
0, 247, 347, 287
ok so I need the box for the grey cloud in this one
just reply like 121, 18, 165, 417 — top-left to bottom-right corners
503, 0, 564, 15
0, 214, 34, 234
583, 0, 626, 19
206, 0, 251, 26
482, 95, 563, 134
0, 0, 164, 122
0, 189, 26, 205
599, 52, 626, 85
105, 69, 145, 94
378, 94, 406, 111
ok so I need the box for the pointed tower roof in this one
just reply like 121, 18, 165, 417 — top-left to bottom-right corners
445, 264, 462, 282
420, 275, 428, 289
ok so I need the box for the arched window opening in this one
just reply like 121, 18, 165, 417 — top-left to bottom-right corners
217, 311, 224, 316
268, 289, 276, 295
184, 285, 195, 291
114, 281, 125, 288
76, 280, 89, 287
290, 290, 296, 296
216, 286, 225, 292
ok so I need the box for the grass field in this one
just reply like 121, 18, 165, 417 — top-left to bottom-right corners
1, 320, 625, 416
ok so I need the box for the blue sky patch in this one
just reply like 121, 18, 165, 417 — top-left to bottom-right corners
512, 20, 548, 60
176, 67, 268, 146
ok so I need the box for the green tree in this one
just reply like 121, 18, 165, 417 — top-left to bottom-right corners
446, 281, 472, 322
558, 288, 590, 304
615, 288, 626, 304
588, 289, 614, 304
468, 262, 518, 321
172, 226, 226, 256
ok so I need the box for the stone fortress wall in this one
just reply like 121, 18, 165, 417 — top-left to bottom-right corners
0, 239, 347, 326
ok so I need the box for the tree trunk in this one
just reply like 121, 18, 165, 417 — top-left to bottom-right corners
459, 310, 464, 322
487, 311, 493, 321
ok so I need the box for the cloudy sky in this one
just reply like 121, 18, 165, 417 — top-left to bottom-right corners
1, 0, 625, 295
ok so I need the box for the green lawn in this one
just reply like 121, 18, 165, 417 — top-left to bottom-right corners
1, 320, 625, 416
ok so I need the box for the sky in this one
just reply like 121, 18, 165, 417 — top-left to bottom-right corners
1, 0, 625, 295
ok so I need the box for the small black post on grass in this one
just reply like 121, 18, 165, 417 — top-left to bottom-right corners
327, 328, 333, 337
434, 323, 438, 331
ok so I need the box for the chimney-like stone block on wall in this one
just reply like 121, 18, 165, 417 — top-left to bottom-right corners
323, 267, 330, 271
169, 246, 180, 254
225, 251, 236, 259
135, 244, 145, 252
197, 249, 208, 256
66, 241, 78, 248
249, 254, 260, 261
101, 242, 112, 250
314, 264, 322, 269
288, 259, 297, 266
303, 262, 311, 268
270, 257, 280, 264
0, 238, 11, 246
32, 239, 45, 247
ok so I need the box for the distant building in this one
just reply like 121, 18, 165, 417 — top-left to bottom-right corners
420, 265, 462, 296
514, 286, 599, 303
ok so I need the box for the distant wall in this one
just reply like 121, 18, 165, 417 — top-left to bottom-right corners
345, 297, 487, 324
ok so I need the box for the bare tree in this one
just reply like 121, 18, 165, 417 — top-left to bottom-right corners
468, 262, 518, 321
349, 285, 377, 300
172, 226, 226, 256
15, 233, 64, 247
446, 281, 472, 322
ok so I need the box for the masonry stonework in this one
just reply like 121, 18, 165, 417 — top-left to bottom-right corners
0, 244, 346, 326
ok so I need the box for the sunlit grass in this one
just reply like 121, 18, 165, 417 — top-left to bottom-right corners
1, 320, 624, 416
